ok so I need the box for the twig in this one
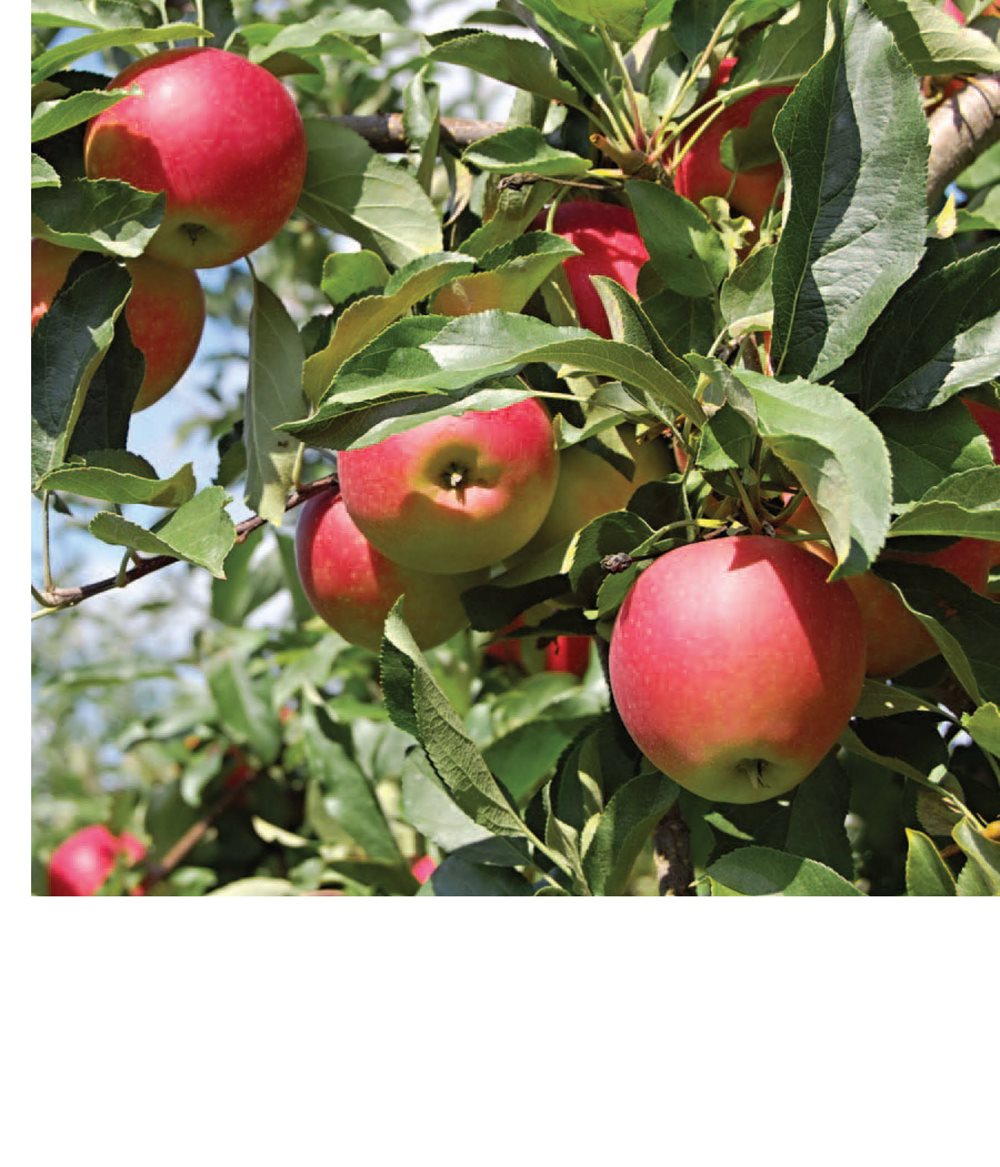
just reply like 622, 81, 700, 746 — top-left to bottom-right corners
927, 74, 1000, 207
330, 113, 506, 153
142, 779, 249, 891
33, 473, 338, 613
653, 803, 696, 896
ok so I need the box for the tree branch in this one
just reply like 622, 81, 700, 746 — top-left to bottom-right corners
927, 74, 1000, 208
653, 802, 696, 896
33, 473, 338, 614
331, 113, 505, 153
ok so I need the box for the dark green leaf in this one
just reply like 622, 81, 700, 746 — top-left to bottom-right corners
36, 451, 196, 507
628, 181, 729, 299
207, 653, 281, 766
904, 828, 957, 895
31, 23, 212, 83
707, 845, 864, 895
878, 398, 994, 506
583, 772, 679, 896
785, 756, 853, 879
867, 0, 1000, 75
33, 177, 165, 257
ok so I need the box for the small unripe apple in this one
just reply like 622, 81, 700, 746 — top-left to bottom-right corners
674, 58, 792, 224
786, 497, 994, 676
31, 238, 205, 411
518, 428, 671, 558
48, 824, 146, 896
295, 490, 484, 652
84, 47, 307, 268
540, 201, 649, 337
338, 399, 559, 574
609, 536, 865, 803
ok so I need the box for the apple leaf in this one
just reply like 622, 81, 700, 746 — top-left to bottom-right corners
32, 176, 165, 258
31, 87, 133, 142
210, 528, 286, 628
642, 289, 716, 357
31, 260, 131, 489
319, 250, 389, 306
953, 818, 1000, 895
866, 0, 1000, 75
904, 829, 958, 895
427, 29, 586, 112
837, 244, 1000, 413
417, 856, 534, 896
853, 679, 938, 720
670, 0, 735, 61
582, 771, 679, 896
718, 93, 786, 173
89, 486, 236, 578
460, 178, 556, 259
36, 451, 196, 508
728, 369, 894, 578
208, 878, 298, 897
298, 121, 443, 269
30, 2, 160, 32
401, 751, 493, 852
206, 650, 282, 767
784, 756, 854, 879
300, 706, 403, 863
430, 233, 580, 316
875, 562, 1000, 704
547, 0, 646, 44
706, 845, 864, 895
627, 181, 730, 299
249, 10, 401, 66
65, 304, 144, 459
31, 23, 213, 84
771, 0, 929, 380
877, 398, 994, 507
31, 153, 60, 189
961, 703, 1000, 760
888, 466, 1000, 541
462, 126, 593, 177
243, 277, 307, 527
720, 245, 775, 337
730, 0, 828, 86
304, 253, 476, 403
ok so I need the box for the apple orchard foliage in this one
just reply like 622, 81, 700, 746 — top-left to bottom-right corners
30, 0, 1000, 897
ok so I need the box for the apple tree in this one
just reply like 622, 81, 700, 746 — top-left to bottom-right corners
31, 0, 1000, 896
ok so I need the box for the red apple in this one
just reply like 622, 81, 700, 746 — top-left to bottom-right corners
84, 47, 307, 269
518, 428, 671, 558
32, 238, 205, 411
943, 0, 965, 22
785, 497, 994, 677
338, 399, 560, 574
674, 58, 792, 224
295, 489, 484, 652
544, 635, 591, 678
484, 616, 526, 667
411, 855, 437, 885
963, 397, 1000, 461
48, 824, 146, 896
609, 536, 865, 803
539, 201, 649, 337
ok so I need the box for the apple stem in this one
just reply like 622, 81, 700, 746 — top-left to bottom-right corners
729, 470, 764, 534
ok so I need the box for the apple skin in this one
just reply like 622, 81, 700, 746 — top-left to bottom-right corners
48, 824, 146, 896
787, 497, 994, 677
32, 238, 205, 411
295, 490, 485, 653
544, 635, 591, 679
674, 58, 792, 224
519, 429, 672, 559
338, 399, 560, 574
540, 201, 649, 337
84, 47, 307, 269
609, 536, 865, 804
411, 855, 437, 885
963, 398, 1000, 462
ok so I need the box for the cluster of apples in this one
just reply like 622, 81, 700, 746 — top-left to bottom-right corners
32, 46, 308, 410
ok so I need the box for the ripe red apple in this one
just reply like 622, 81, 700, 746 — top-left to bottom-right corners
785, 497, 994, 677
338, 399, 559, 574
295, 489, 484, 652
963, 397, 1000, 461
411, 855, 437, 885
48, 824, 146, 896
544, 635, 591, 678
674, 58, 792, 224
32, 239, 205, 411
519, 428, 671, 558
609, 536, 865, 803
539, 201, 649, 337
84, 47, 307, 269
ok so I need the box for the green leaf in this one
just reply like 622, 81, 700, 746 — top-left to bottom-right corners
839, 244, 1000, 413
249, 10, 400, 66
31, 23, 212, 83
771, 0, 929, 380
695, 403, 755, 472
31, 153, 60, 189
301, 706, 403, 862
30, 1, 160, 32
428, 30, 584, 111
730, 369, 894, 577
628, 181, 729, 298
866, 0, 1000, 75
953, 817, 1000, 894
381, 604, 537, 842
905, 828, 958, 895
878, 398, 994, 507
401, 751, 492, 852
962, 703, 1000, 759
431, 233, 580, 317
548, 0, 646, 43
785, 757, 854, 879
211, 527, 285, 627
89, 486, 237, 578
209, 878, 298, 896
706, 845, 864, 895
320, 250, 389, 306
244, 278, 306, 526
304, 253, 476, 403
298, 121, 443, 269
31, 87, 133, 142
32, 177, 165, 258
206, 653, 281, 766
719, 94, 786, 173
36, 451, 196, 507
731, 0, 828, 86
854, 679, 938, 719
417, 856, 534, 896
463, 126, 593, 176
582, 772, 679, 896
31, 260, 131, 488
720, 245, 775, 336
889, 466, 1000, 541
